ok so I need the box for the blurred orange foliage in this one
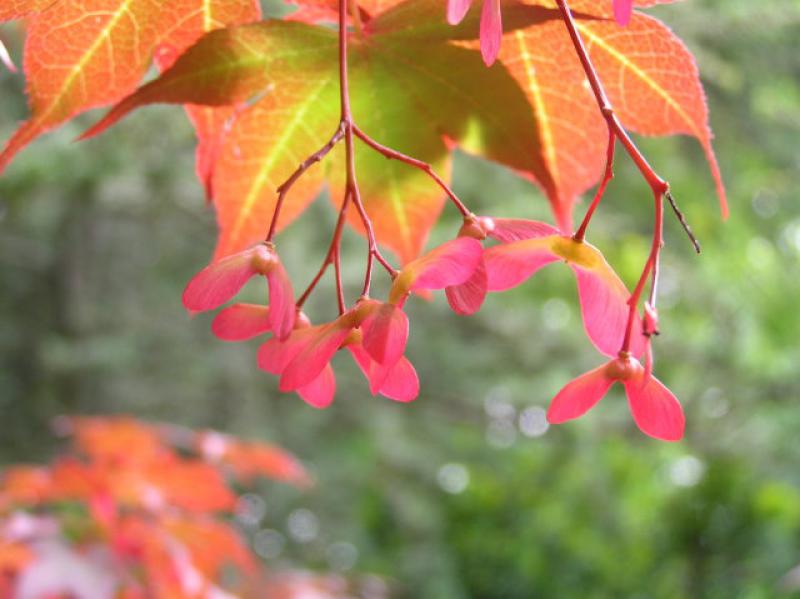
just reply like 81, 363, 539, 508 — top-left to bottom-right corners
0, 416, 385, 599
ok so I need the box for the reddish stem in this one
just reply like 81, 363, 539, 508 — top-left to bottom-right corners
558, 0, 699, 249
621, 190, 663, 353
268, 0, 463, 312
556, 0, 702, 352
334, 242, 346, 314
556, 0, 700, 254
295, 259, 330, 309
296, 193, 352, 309
555, 0, 668, 200
648, 218, 664, 310
574, 128, 615, 242
351, 184, 377, 295
338, 0, 351, 123
353, 125, 471, 218
338, 0, 393, 296
343, 130, 381, 297
374, 251, 397, 276
266, 124, 345, 242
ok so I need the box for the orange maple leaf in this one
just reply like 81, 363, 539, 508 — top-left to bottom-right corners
0, 0, 261, 174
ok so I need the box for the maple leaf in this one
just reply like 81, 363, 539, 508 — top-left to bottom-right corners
0, 416, 314, 597
360, 0, 725, 229
82, 17, 550, 262
0, 0, 53, 21
153, 0, 262, 201
330, 34, 552, 262
80, 22, 344, 257
494, 0, 725, 224
573, 0, 725, 214
0, 0, 168, 173
158, 0, 261, 64
78, 0, 722, 264
0, 0, 261, 174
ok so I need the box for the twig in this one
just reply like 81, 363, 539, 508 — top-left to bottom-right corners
353, 125, 471, 218
574, 128, 615, 242
622, 191, 664, 354
266, 124, 345, 242
666, 190, 701, 254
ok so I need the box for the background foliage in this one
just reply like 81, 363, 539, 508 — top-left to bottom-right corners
1, 0, 799, 597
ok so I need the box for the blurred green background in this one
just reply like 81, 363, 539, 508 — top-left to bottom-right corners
2, 1, 800, 597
